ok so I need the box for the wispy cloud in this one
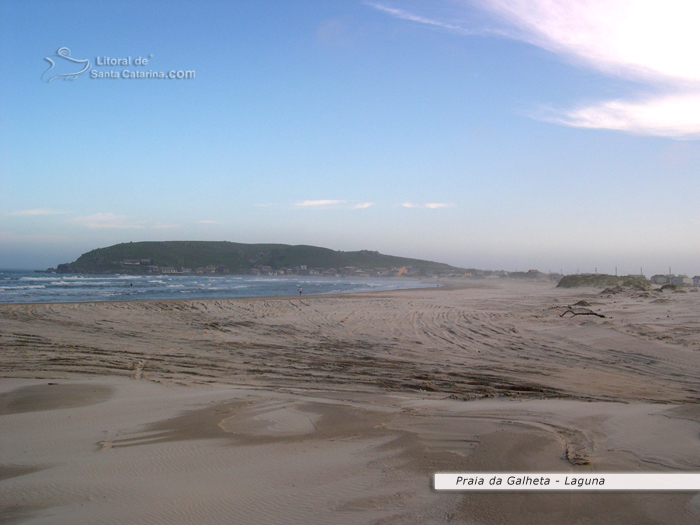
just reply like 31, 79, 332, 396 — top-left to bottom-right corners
370, 0, 700, 137
69, 213, 146, 229
365, 2, 463, 32
68, 214, 182, 229
294, 200, 377, 209
472, 0, 700, 137
8, 208, 67, 216
477, 0, 700, 85
198, 220, 222, 224
402, 202, 453, 209
537, 93, 700, 138
294, 200, 345, 207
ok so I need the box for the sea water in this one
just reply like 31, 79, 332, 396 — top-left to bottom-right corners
0, 270, 433, 304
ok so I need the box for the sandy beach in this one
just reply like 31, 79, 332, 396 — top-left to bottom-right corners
2, 280, 700, 524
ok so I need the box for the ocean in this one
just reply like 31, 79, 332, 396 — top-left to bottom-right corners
0, 270, 434, 304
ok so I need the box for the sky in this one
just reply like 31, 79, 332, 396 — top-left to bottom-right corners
1, 0, 699, 276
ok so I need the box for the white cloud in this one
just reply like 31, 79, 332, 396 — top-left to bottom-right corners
198, 220, 222, 224
68, 213, 182, 230
370, 0, 700, 137
477, 0, 700, 84
539, 92, 700, 138
293, 200, 375, 209
294, 200, 345, 207
476, 0, 700, 137
8, 209, 67, 216
402, 202, 453, 208
68, 213, 145, 229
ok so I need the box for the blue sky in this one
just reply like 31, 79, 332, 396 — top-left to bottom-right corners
1, 0, 699, 275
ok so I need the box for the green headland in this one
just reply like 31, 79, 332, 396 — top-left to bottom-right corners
54, 241, 460, 276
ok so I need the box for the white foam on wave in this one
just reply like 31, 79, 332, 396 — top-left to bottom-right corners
0, 285, 46, 290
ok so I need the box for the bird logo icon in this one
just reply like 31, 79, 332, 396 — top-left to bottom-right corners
42, 47, 90, 83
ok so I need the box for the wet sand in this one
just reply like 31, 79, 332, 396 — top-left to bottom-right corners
1, 281, 700, 523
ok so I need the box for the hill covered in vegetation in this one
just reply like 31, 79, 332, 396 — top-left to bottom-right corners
54, 241, 460, 275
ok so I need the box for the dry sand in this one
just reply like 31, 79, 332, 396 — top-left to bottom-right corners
1, 280, 700, 524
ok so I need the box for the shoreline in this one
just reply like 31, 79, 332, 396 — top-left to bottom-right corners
0, 271, 443, 306
0, 274, 556, 307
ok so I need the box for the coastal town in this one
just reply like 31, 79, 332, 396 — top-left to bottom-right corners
45, 256, 700, 287
100, 259, 440, 278
97, 260, 700, 287
50, 255, 553, 279
649, 273, 700, 287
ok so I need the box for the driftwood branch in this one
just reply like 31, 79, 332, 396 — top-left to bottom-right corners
560, 308, 606, 318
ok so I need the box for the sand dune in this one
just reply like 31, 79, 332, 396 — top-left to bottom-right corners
2, 281, 700, 523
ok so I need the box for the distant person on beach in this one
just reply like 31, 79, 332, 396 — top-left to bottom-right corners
299, 288, 303, 295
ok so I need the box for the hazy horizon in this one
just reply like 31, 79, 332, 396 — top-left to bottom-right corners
2, 1, 699, 277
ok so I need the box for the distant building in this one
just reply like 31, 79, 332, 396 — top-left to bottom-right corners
693, 276, 700, 287
671, 276, 692, 286
650, 274, 669, 285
